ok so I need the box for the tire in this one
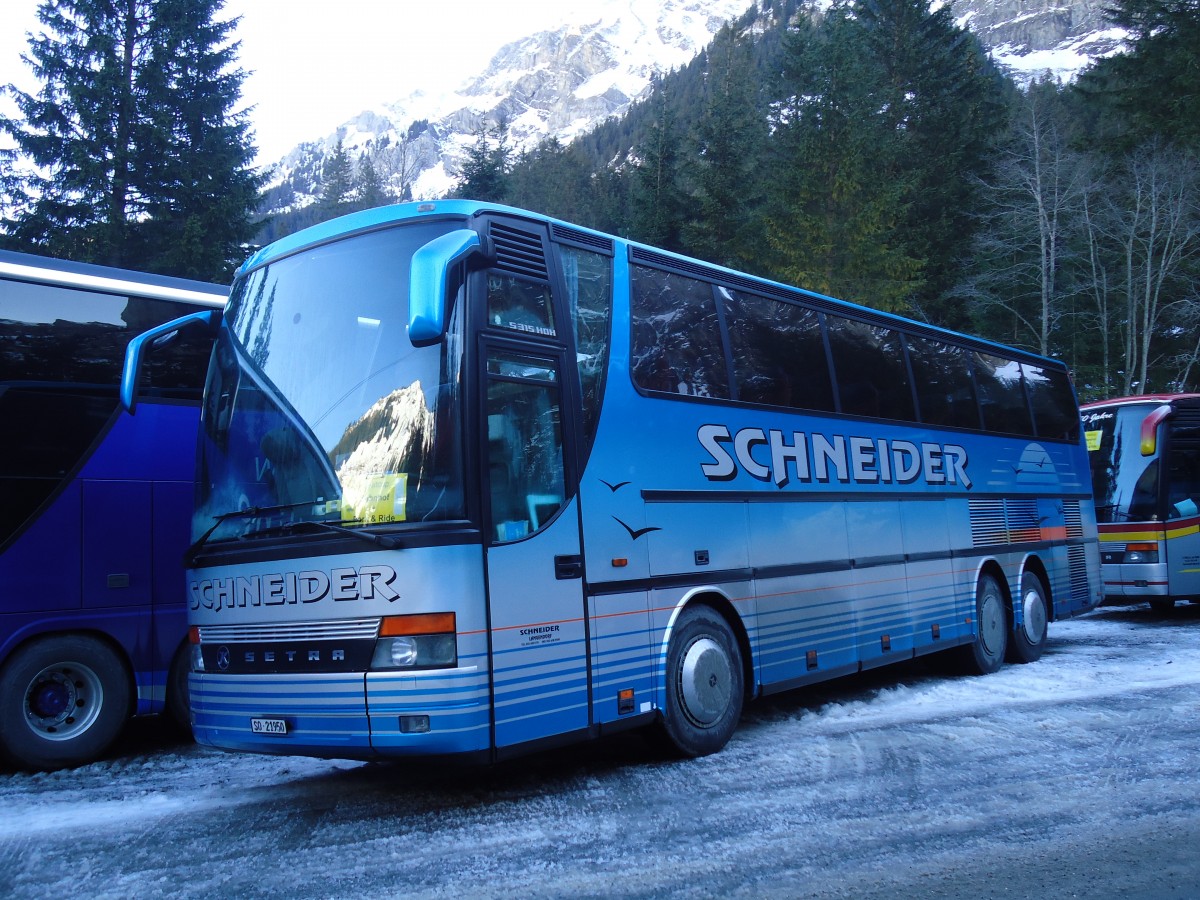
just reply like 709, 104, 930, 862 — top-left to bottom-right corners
1007, 572, 1049, 664
955, 573, 1009, 675
0, 634, 131, 771
658, 606, 744, 758
165, 641, 193, 733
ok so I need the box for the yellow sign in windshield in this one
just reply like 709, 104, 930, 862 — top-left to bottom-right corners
342, 473, 408, 524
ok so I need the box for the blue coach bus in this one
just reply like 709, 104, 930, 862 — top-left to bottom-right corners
123, 201, 1102, 762
0, 250, 225, 770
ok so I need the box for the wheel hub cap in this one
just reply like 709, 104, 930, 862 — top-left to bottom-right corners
979, 588, 1005, 656
30, 678, 72, 719
1022, 588, 1047, 644
23, 663, 103, 740
680, 637, 732, 727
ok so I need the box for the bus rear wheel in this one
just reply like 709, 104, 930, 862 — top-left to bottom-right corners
1008, 572, 1049, 664
956, 573, 1008, 676
0, 635, 130, 771
659, 606, 744, 758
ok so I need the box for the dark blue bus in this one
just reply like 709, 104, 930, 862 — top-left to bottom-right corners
0, 249, 225, 770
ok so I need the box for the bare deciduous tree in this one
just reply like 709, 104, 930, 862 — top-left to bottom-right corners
960, 87, 1085, 357
1082, 143, 1200, 394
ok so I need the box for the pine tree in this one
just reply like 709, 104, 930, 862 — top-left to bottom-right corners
682, 27, 767, 270
766, 7, 922, 311
0, 0, 262, 280
854, 0, 1011, 324
355, 154, 392, 211
319, 139, 354, 213
453, 121, 511, 203
765, 0, 1008, 320
507, 137, 600, 224
630, 77, 687, 252
1077, 0, 1200, 151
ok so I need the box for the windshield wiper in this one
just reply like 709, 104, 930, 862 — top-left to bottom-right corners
185, 500, 373, 564
239, 518, 400, 550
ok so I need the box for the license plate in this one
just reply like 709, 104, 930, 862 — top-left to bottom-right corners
251, 717, 288, 735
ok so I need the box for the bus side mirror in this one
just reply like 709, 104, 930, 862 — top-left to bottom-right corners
409, 229, 491, 346
121, 309, 220, 414
1140, 404, 1173, 456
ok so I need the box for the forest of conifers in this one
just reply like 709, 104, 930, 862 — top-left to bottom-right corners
3, 0, 1198, 401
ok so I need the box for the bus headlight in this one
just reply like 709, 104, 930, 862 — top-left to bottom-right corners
371, 613, 457, 670
1124, 542, 1159, 563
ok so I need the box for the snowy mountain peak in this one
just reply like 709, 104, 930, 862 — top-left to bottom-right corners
262, 0, 1123, 219
263, 0, 751, 211
950, 0, 1125, 83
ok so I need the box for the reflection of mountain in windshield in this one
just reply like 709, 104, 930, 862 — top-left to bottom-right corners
332, 381, 435, 524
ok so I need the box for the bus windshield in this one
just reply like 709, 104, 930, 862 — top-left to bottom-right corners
1083, 404, 1163, 523
1085, 400, 1200, 525
196, 221, 466, 545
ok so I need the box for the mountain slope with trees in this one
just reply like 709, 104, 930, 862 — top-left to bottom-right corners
1, 0, 1196, 397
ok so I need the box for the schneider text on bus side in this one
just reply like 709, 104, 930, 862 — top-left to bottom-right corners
697, 425, 972, 489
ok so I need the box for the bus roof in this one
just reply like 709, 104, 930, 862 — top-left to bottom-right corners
0, 248, 228, 307
1081, 394, 1200, 410
235, 199, 1070, 371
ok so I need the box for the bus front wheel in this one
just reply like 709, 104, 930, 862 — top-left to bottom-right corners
1008, 572, 1049, 664
166, 641, 192, 732
0, 635, 131, 771
659, 606, 744, 757
956, 573, 1008, 676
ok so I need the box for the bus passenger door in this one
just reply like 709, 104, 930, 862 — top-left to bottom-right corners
483, 348, 590, 750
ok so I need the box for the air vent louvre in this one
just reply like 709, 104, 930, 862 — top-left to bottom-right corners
1068, 545, 1090, 604
1005, 499, 1041, 544
969, 499, 1008, 547
551, 223, 613, 255
491, 222, 548, 280
197, 617, 380, 643
970, 498, 1046, 546
1063, 500, 1084, 539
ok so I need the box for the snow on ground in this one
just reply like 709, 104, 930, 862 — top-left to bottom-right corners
2, 602, 1199, 898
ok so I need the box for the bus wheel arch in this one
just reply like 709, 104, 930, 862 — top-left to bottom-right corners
1008, 566, 1050, 664
657, 596, 747, 757
0, 632, 133, 771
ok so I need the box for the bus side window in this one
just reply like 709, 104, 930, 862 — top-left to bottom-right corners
720, 287, 835, 412
1024, 362, 1080, 442
826, 316, 915, 421
1167, 451, 1200, 518
487, 273, 556, 337
908, 336, 981, 430
630, 266, 730, 399
974, 352, 1035, 437
558, 245, 613, 445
